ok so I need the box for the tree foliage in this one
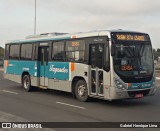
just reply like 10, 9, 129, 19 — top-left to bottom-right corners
157, 48, 160, 52
0, 47, 4, 59
153, 48, 160, 60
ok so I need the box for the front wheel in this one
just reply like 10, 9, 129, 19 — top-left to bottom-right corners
75, 80, 88, 102
22, 75, 32, 92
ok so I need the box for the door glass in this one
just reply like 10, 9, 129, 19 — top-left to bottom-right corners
90, 44, 104, 95
97, 45, 103, 69
98, 71, 103, 94
41, 49, 44, 65
45, 48, 49, 65
90, 44, 104, 68
39, 47, 49, 86
91, 70, 96, 93
90, 45, 96, 68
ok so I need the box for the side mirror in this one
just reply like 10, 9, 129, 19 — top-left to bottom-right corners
111, 44, 115, 56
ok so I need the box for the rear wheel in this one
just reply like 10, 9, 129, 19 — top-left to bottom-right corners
75, 80, 88, 102
22, 75, 32, 92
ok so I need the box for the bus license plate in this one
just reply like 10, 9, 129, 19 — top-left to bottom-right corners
135, 94, 143, 98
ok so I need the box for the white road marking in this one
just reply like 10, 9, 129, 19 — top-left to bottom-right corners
2, 90, 19, 95
156, 77, 160, 80
56, 102, 86, 109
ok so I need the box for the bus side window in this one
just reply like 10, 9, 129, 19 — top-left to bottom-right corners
5, 45, 9, 60
20, 44, 32, 60
33, 44, 38, 60
52, 42, 65, 61
9, 44, 20, 60
66, 40, 85, 62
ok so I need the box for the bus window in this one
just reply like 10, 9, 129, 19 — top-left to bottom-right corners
9, 44, 20, 59
32, 44, 38, 60
21, 44, 32, 60
52, 42, 65, 61
5, 45, 9, 60
66, 40, 85, 62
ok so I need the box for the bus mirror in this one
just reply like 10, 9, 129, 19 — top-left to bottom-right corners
111, 45, 115, 56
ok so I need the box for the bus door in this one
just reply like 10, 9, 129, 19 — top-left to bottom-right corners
89, 44, 104, 96
39, 46, 49, 86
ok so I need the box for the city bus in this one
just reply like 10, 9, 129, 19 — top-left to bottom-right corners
4, 30, 156, 101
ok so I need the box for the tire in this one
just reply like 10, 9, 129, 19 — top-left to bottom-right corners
75, 80, 88, 102
22, 74, 32, 92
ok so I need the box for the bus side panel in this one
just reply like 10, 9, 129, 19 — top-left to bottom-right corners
47, 61, 71, 92
70, 63, 89, 93
31, 61, 40, 86
4, 60, 7, 78
47, 62, 89, 93
48, 79, 71, 92
5, 60, 38, 84
47, 62, 69, 80
4, 60, 21, 83
103, 70, 111, 100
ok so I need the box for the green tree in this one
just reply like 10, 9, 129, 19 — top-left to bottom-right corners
157, 48, 160, 52
153, 48, 156, 53
0, 46, 4, 59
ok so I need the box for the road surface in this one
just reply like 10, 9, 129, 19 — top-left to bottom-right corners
0, 71, 160, 131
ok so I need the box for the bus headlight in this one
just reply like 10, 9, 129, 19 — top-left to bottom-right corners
115, 79, 126, 90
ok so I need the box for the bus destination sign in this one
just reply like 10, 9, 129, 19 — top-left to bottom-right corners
116, 34, 145, 41
112, 33, 150, 41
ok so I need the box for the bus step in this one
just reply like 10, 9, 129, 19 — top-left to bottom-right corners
38, 86, 48, 89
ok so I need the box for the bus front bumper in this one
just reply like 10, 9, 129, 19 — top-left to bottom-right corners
108, 86, 156, 100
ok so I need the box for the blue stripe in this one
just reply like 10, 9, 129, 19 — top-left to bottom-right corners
6, 60, 37, 76
6, 60, 70, 81
128, 78, 155, 90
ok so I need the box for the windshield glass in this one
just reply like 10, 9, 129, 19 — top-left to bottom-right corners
113, 43, 153, 77
111, 32, 154, 83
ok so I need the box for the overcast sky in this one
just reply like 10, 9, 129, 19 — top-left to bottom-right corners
0, 0, 160, 48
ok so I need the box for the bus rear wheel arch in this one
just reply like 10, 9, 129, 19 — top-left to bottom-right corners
74, 79, 88, 102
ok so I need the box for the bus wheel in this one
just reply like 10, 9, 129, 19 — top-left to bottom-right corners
22, 75, 32, 92
75, 80, 88, 102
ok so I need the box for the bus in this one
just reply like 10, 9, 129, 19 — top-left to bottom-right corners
4, 30, 156, 101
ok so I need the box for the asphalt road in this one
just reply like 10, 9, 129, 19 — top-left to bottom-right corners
0, 71, 160, 131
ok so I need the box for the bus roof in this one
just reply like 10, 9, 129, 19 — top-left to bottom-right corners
6, 29, 147, 44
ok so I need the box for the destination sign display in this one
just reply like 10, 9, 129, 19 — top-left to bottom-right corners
121, 65, 133, 71
112, 32, 150, 42
117, 34, 145, 41
71, 42, 79, 47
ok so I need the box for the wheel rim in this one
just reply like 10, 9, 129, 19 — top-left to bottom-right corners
78, 84, 86, 98
24, 77, 29, 89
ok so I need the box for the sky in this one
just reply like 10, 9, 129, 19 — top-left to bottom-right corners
0, 0, 160, 49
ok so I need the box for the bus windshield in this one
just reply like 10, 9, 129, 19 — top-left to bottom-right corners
113, 42, 154, 80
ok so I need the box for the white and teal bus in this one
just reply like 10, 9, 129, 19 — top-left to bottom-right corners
4, 30, 156, 101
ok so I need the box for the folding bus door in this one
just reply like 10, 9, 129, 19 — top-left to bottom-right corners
89, 44, 104, 96
39, 46, 49, 86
